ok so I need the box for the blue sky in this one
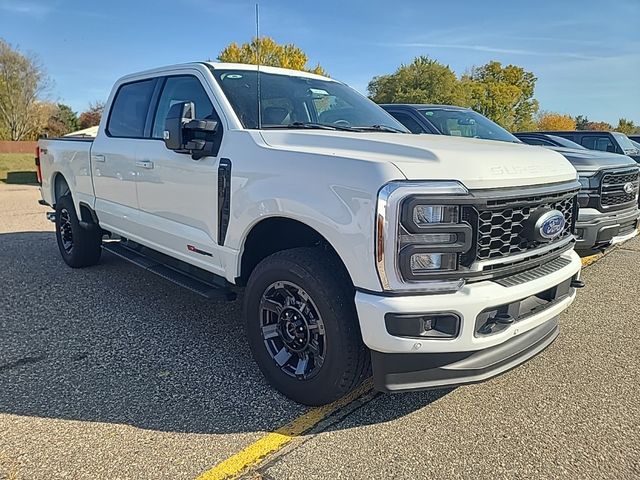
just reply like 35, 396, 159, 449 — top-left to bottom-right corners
1, 0, 638, 124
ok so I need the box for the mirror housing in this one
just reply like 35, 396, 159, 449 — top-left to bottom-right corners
164, 102, 193, 150
163, 101, 219, 157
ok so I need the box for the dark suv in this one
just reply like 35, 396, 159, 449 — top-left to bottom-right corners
514, 132, 587, 149
382, 104, 640, 253
527, 131, 640, 163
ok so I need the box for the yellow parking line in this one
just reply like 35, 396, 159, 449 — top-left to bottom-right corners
581, 253, 603, 267
195, 379, 374, 480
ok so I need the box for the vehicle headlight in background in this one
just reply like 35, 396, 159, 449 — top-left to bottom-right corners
577, 174, 596, 208
578, 176, 592, 190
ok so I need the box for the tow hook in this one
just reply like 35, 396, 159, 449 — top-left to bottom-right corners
478, 313, 515, 335
46, 211, 56, 223
570, 279, 586, 289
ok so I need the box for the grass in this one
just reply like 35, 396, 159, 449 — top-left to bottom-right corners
0, 153, 37, 184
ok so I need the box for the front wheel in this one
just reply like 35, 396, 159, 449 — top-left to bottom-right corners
244, 247, 370, 406
55, 194, 102, 268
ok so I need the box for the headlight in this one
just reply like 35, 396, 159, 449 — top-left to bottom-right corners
578, 175, 595, 191
376, 181, 472, 293
412, 205, 458, 225
409, 252, 457, 272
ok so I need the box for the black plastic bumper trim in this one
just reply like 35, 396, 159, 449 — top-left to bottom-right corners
371, 317, 559, 393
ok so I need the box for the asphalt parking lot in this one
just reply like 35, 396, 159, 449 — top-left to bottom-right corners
1, 184, 639, 480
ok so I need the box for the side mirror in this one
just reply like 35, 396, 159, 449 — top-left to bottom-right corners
163, 102, 219, 156
164, 101, 193, 151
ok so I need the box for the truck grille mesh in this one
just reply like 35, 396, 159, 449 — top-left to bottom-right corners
600, 169, 639, 208
474, 196, 576, 261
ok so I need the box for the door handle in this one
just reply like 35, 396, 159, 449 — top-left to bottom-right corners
135, 160, 154, 169
92, 154, 105, 162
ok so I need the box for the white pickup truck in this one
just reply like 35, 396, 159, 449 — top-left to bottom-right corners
37, 62, 584, 405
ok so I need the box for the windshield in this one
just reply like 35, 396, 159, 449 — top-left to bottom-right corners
546, 135, 586, 149
419, 108, 518, 143
612, 132, 639, 153
210, 68, 407, 132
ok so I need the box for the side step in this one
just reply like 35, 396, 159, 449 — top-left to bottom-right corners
102, 241, 236, 301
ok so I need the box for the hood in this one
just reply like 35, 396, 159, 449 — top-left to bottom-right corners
545, 146, 638, 173
259, 131, 577, 190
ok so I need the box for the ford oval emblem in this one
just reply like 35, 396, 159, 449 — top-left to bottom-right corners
623, 182, 636, 195
536, 210, 566, 240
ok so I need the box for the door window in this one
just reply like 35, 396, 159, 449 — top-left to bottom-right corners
107, 79, 156, 138
152, 76, 219, 139
520, 136, 554, 146
581, 135, 615, 152
389, 112, 425, 134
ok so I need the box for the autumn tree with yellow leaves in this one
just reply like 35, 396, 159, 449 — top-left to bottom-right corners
535, 111, 577, 131
218, 37, 325, 76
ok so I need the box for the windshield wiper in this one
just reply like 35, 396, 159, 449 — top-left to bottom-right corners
262, 122, 354, 132
356, 124, 407, 133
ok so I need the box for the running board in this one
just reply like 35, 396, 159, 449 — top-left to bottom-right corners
102, 241, 236, 301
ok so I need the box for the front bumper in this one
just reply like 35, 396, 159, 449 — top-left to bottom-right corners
355, 250, 581, 393
576, 207, 639, 251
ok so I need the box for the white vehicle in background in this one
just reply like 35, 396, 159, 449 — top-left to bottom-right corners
37, 62, 583, 405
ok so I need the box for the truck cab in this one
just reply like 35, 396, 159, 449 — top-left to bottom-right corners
38, 63, 583, 405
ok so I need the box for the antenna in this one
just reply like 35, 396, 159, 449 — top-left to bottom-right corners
255, 3, 262, 129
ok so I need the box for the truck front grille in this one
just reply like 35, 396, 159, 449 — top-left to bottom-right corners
600, 169, 639, 208
473, 196, 575, 260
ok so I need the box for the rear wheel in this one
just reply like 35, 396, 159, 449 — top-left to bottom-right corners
55, 194, 102, 268
244, 247, 370, 405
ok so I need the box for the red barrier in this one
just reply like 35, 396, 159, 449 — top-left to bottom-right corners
0, 141, 37, 154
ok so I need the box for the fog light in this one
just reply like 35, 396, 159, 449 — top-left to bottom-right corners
410, 253, 456, 273
384, 313, 460, 338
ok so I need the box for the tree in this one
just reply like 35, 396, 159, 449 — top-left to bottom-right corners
615, 118, 636, 135
536, 111, 576, 131
45, 103, 79, 137
462, 61, 539, 131
368, 56, 468, 105
218, 37, 325, 75
575, 115, 590, 130
0, 39, 51, 140
78, 101, 105, 129
586, 121, 613, 131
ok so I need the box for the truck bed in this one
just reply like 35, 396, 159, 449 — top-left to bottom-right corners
38, 137, 94, 208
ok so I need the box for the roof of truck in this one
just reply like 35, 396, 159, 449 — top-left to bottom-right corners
118, 62, 335, 83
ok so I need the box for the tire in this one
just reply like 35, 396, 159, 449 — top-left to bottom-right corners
244, 247, 370, 405
55, 194, 102, 268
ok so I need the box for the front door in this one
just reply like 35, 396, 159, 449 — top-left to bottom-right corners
135, 73, 225, 274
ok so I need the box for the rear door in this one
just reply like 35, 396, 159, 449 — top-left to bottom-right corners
91, 78, 158, 233
134, 72, 225, 273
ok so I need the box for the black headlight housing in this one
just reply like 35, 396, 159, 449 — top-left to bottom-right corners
398, 199, 473, 281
